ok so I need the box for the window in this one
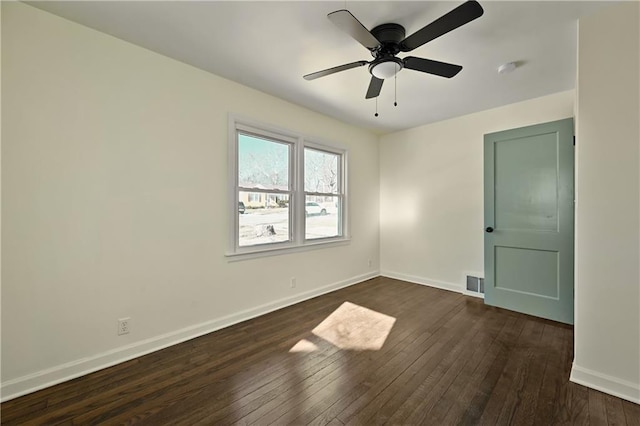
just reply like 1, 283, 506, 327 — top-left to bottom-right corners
229, 117, 347, 257
237, 132, 292, 247
304, 147, 342, 240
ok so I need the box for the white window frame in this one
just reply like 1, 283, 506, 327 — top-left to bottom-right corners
302, 142, 346, 241
227, 115, 349, 260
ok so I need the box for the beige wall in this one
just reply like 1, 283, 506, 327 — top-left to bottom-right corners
572, 2, 640, 403
1, 2, 379, 399
379, 91, 574, 291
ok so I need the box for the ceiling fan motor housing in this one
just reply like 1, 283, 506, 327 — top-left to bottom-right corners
370, 23, 406, 56
369, 23, 406, 78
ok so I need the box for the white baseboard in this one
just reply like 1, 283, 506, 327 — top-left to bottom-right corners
0, 271, 379, 402
570, 363, 640, 404
380, 270, 464, 294
462, 290, 485, 299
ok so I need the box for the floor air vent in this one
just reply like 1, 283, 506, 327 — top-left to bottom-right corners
466, 275, 485, 295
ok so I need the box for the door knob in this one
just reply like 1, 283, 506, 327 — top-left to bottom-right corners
485, 227, 494, 233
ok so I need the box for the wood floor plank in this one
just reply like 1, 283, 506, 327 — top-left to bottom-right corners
552, 325, 590, 424
1, 277, 636, 425
457, 315, 527, 424
589, 389, 610, 426
475, 318, 537, 425
420, 306, 509, 424
623, 400, 640, 426
531, 323, 565, 425
604, 393, 629, 425
439, 314, 516, 425
494, 318, 547, 425
384, 305, 505, 425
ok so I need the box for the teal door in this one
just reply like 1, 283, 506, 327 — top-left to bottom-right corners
484, 118, 574, 324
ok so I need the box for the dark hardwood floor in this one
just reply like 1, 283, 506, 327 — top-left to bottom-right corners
2, 277, 639, 425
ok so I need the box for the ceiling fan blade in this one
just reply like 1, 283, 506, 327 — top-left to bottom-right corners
303, 61, 369, 81
400, 1, 484, 52
403, 57, 463, 78
366, 76, 383, 99
328, 10, 381, 50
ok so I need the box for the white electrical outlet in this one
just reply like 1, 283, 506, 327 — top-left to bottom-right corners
290, 277, 296, 288
118, 318, 130, 335
368, 259, 372, 267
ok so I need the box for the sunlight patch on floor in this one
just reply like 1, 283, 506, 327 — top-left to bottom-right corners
289, 338, 319, 353
289, 301, 396, 353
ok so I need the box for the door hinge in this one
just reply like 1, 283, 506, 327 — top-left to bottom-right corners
573, 136, 576, 146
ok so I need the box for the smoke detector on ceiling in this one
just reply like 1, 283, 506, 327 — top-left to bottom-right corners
498, 62, 517, 74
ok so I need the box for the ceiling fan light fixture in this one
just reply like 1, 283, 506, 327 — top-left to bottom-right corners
370, 59, 403, 79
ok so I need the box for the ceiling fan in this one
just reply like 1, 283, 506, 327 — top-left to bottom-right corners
304, 1, 484, 99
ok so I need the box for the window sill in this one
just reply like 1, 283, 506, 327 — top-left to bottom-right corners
225, 237, 351, 262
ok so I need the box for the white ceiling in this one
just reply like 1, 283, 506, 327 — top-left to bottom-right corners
28, 1, 611, 134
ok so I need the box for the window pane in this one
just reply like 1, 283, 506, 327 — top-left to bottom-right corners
238, 133, 289, 190
239, 192, 290, 247
304, 148, 339, 194
305, 196, 340, 240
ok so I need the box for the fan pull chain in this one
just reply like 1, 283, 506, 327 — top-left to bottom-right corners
394, 74, 398, 107
375, 97, 379, 117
